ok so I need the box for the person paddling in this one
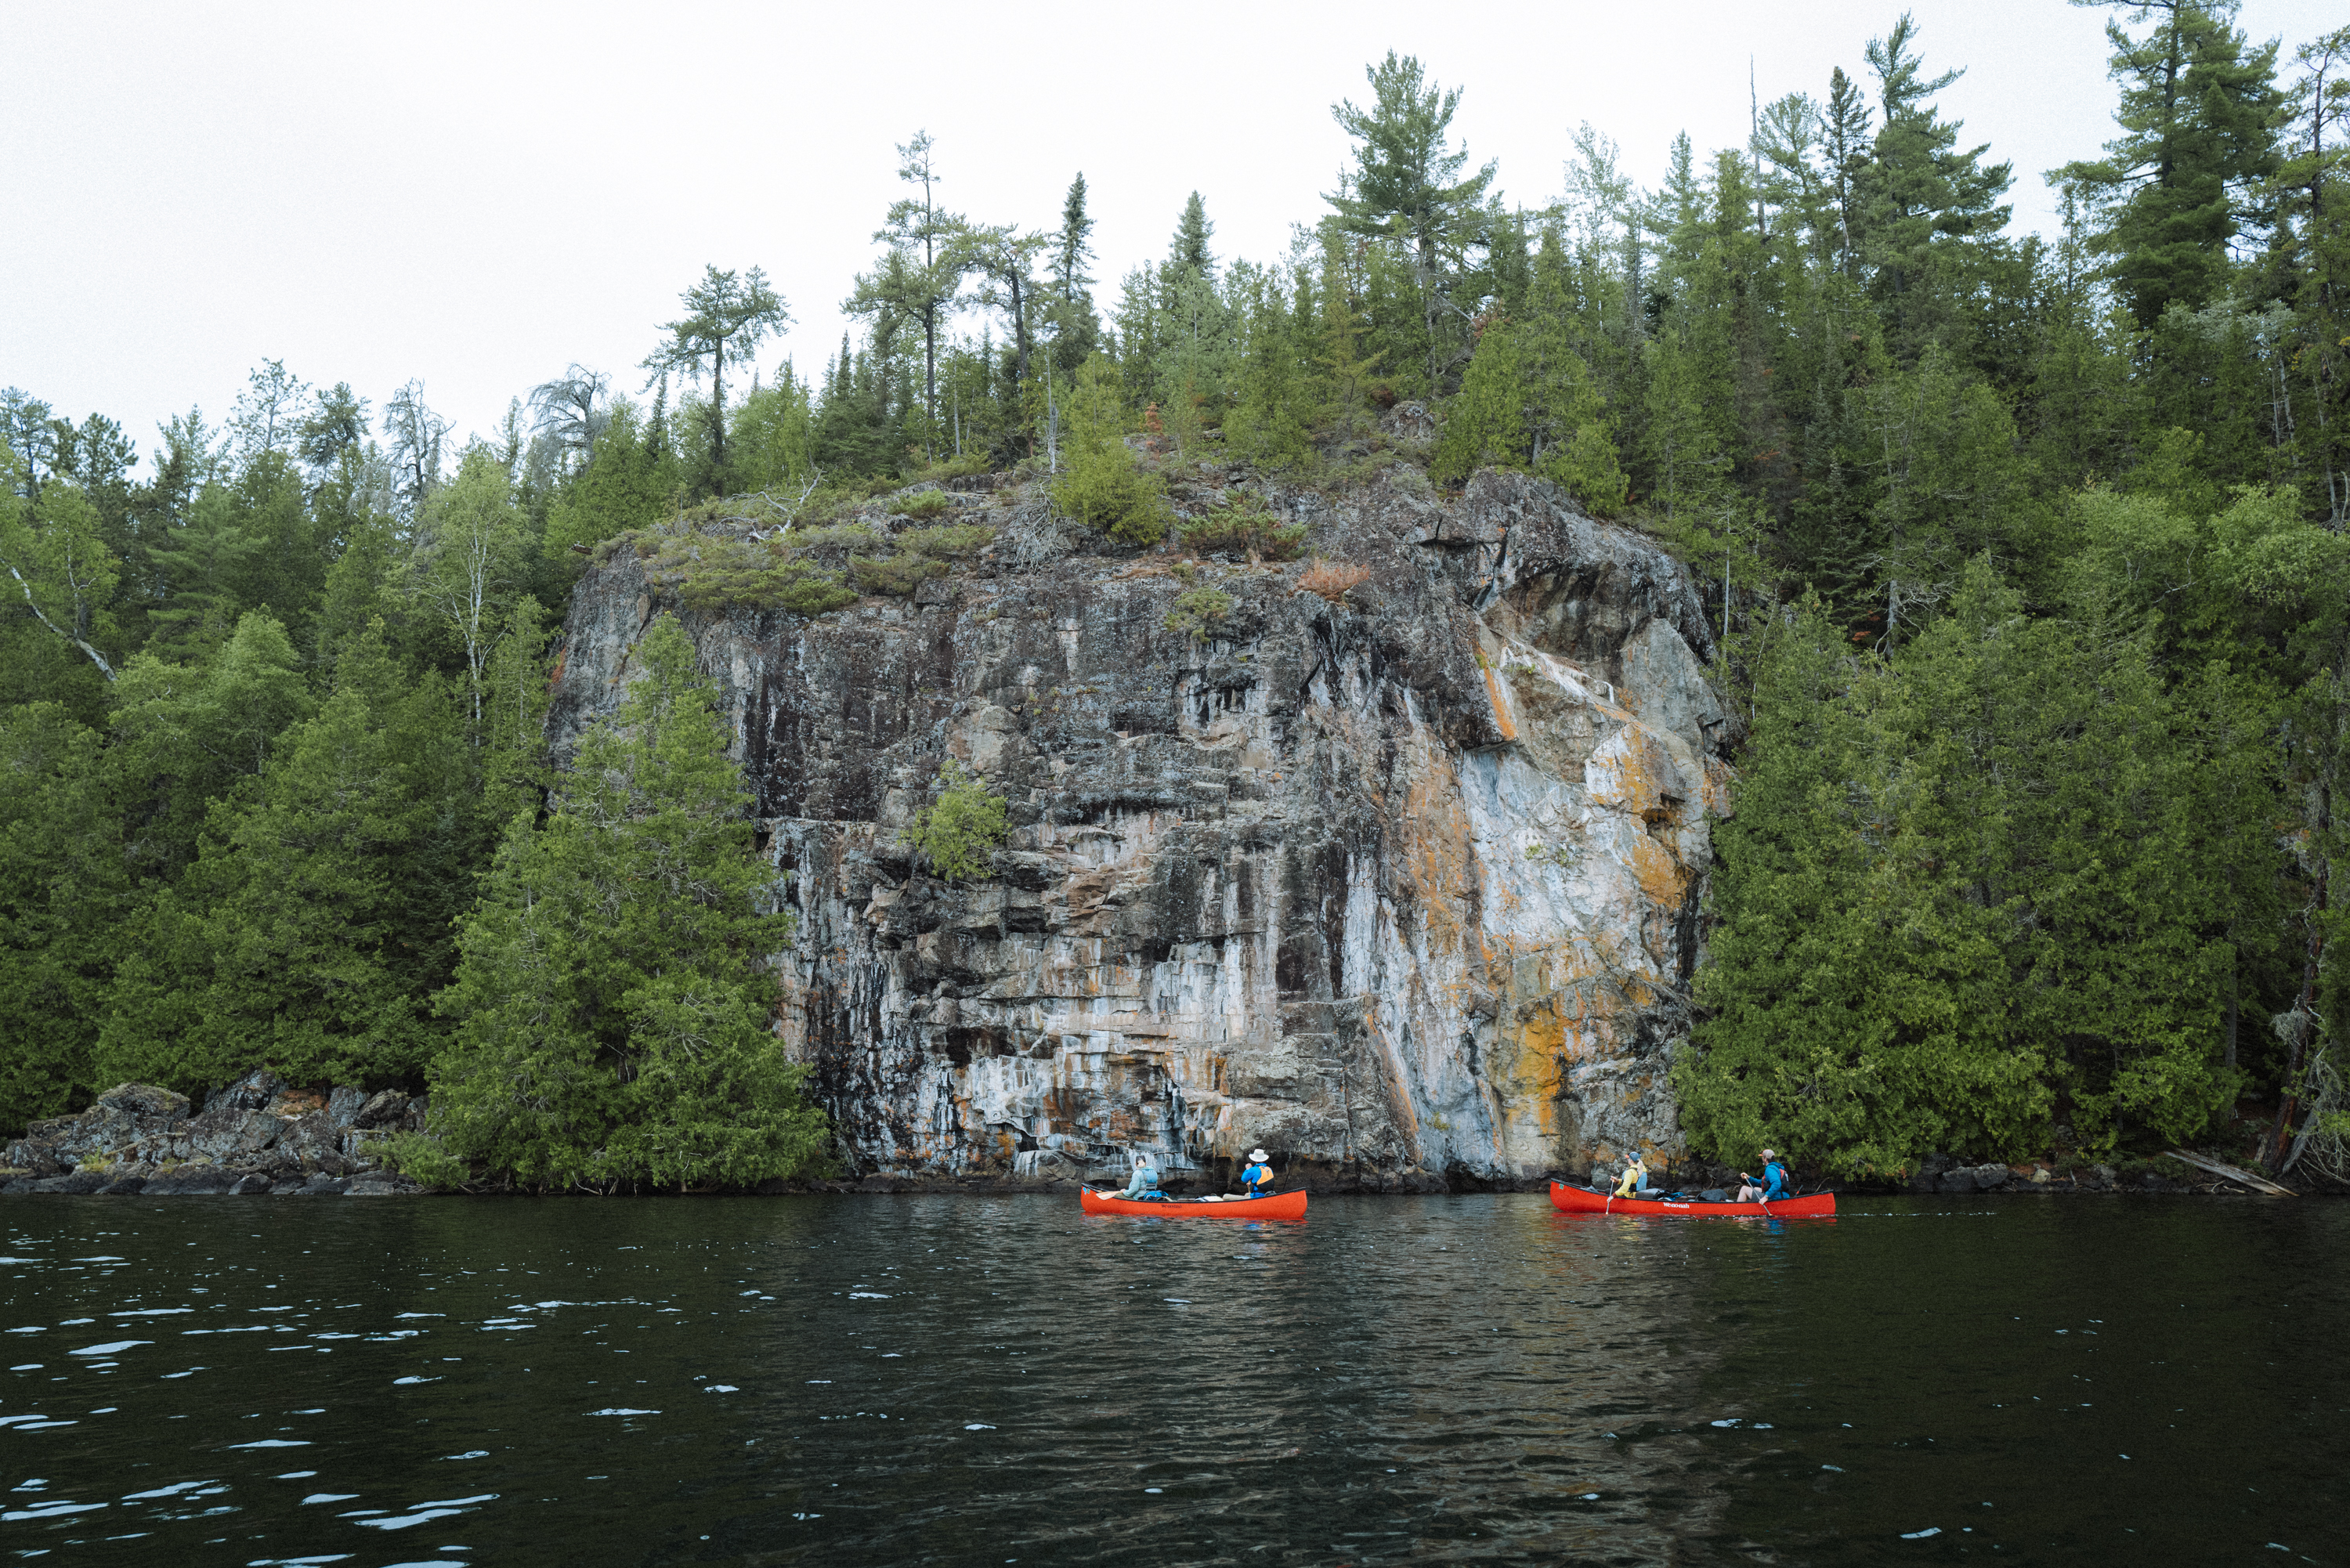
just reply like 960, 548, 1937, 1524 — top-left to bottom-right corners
1241, 1148, 1274, 1198
1611, 1154, 1654, 1199
1735, 1148, 1790, 1204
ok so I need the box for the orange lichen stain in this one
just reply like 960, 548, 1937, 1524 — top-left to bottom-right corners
1397, 746, 1477, 945
1480, 663, 1519, 741
1502, 999, 1573, 1135
1629, 834, 1688, 909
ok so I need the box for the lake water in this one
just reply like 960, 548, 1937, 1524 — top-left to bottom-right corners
3, 1193, 2344, 1566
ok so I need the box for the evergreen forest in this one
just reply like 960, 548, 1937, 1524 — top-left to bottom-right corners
4, 5, 2347, 1186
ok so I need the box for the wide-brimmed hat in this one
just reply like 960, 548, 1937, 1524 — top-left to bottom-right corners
1249, 1148, 1270, 1162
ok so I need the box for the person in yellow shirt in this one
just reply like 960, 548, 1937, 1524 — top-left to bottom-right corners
1611, 1154, 1654, 1198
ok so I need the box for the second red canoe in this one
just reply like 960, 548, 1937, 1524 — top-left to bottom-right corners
1549, 1180, 1835, 1218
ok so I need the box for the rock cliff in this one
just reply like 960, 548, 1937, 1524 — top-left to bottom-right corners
548, 467, 1734, 1189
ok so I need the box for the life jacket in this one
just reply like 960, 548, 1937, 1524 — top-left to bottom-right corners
1762, 1160, 1788, 1198
1242, 1162, 1271, 1194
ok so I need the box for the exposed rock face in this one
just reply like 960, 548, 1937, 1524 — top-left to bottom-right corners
548, 469, 1735, 1188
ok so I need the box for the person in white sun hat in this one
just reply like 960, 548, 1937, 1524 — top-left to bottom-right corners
1240, 1148, 1274, 1198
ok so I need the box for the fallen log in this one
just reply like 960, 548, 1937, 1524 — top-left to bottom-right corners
2164, 1148, 2297, 1196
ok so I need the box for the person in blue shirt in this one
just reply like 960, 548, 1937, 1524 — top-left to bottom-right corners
1240, 1148, 1274, 1197
1736, 1149, 1790, 1202
1116, 1155, 1165, 1201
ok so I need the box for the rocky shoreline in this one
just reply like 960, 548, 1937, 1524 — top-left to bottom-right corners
0, 1076, 426, 1198
3, 1080, 2319, 1200
786, 1152, 2324, 1198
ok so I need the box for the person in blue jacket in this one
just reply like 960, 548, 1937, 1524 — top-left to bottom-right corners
1737, 1149, 1790, 1202
1240, 1148, 1274, 1197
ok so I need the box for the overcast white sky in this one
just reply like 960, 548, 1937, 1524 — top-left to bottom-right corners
3, 0, 2340, 459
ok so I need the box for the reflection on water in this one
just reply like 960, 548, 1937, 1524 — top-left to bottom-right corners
1, 1194, 2343, 1565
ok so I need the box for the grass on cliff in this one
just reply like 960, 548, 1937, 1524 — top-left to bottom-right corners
593, 513, 1000, 616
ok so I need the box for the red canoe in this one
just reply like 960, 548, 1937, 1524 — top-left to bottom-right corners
1549, 1180, 1835, 1219
1080, 1187, 1308, 1219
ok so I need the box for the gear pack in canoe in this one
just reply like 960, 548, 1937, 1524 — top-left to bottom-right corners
1080, 1187, 1309, 1219
1548, 1180, 1835, 1218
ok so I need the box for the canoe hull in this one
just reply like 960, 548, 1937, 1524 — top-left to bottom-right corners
1549, 1180, 1835, 1219
1080, 1188, 1308, 1219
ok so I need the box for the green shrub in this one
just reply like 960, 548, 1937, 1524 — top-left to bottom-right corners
1055, 457, 1172, 545
1165, 587, 1236, 642
887, 490, 954, 520
772, 574, 862, 615
378, 1130, 467, 1190
848, 553, 949, 596
1180, 497, 1307, 560
898, 523, 995, 558
789, 522, 884, 554
903, 759, 1007, 880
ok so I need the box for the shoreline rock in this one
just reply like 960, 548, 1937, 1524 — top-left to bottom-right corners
1, 1075, 430, 1198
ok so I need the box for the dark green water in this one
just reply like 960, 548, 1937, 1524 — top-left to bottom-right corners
2, 1193, 2342, 1566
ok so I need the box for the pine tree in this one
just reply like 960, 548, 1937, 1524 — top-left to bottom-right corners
1169, 192, 1216, 278
726, 367, 819, 495
847, 132, 963, 462
1824, 67, 1875, 277
1316, 226, 1386, 439
2059, 0, 2286, 324
1328, 52, 1498, 389
431, 613, 826, 1189
2269, 27, 2350, 524
1056, 174, 1097, 303
1054, 358, 1170, 542
642, 265, 789, 491
1858, 13, 2014, 344
1639, 328, 1732, 519
1228, 266, 1318, 468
